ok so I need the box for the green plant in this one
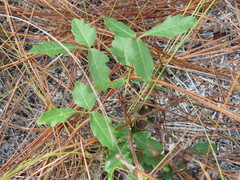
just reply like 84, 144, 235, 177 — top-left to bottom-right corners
28, 15, 197, 179
191, 141, 217, 155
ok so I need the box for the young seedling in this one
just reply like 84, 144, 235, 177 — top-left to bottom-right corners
28, 14, 197, 179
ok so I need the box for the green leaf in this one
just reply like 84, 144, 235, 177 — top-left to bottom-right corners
127, 166, 145, 180
110, 36, 135, 66
104, 150, 122, 180
163, 169, 173, 180
38, 107, 77, 126
104, 141, 132, 179
154, 85, 167, 92
127, 174, 137, 180
142, 154, 163, 167
141, 117, 154, 125
130, 39, 154, 82
110, 36, 154, 82
27, 42, 82, 57
191, 141, 217, 155
141, 14, 197, 38
72, 82, 96, 110
163, 165, 172, 173
90, 112, 116, 150
113, 122, 128, 139
131, 79, 143, 84
88, 49, 111, 92
111, 77, 127, 89
177, 162, 185, 168
133, 131, 163, 156
71, 19, 96, 47
104, 17, 136, 38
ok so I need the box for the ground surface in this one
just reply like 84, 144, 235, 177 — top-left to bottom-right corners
0, 1, 240, 179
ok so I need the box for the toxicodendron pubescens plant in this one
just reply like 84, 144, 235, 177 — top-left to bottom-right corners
28, 15, 197, 179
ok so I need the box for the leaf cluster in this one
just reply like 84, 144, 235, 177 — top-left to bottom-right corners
32, 15, 199, 179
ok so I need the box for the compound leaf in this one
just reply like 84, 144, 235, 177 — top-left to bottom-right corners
27, 42, 82, 57
38, 107, 77, 126
88, 49, 111, 92
71, 18, 96, 47
104, 17, 136, 38
90, 112, 116, 150
72, 82, 96, 110
142, 14, 197, 38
